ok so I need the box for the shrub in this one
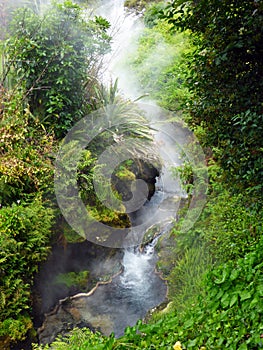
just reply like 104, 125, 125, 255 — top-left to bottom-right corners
0, 91, 54, 205
3, 1, 111, 138
0, 199, 54, 341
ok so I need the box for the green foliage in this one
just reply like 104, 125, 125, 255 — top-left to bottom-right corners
144, 2, 168, 28
3, 1, 111, 138
2, 1, 263, 349
36, 236, 263, 349
168, 246, 212, 312
94, 80, 154, 142
59, 84, 156, 231
0, 94, 54, 205
204, 191, 263, 262
124, 0, 159, 13
131, 20, 192, 111
0, 316, 33, 342
115, 166, 136, 181
0, 88, 55, 343
52, 79, 156, 239
66, 145, 130, 229
77, 149, 98, 205
0, 199, 54, 341
164, 184, 262, 315
54, 271, 89, 289
168, 182, 262, 265
163, 0, 263, 190
171, 238, 263, 349
33, 328, 116, 350
171, 161, 194, 195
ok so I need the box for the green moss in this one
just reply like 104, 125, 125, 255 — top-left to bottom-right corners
141, 224, 160, 247
62, 222, 86, 244
115, 167, 136, 181
54, 271, 89, 289
88, 205, 130, 228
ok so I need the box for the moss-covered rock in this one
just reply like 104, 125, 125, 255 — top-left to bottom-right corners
54, 271, 89, 290
112, 159, 160, 203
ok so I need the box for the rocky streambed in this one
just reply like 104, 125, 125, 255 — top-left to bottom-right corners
33, 158, 173, 345
33, 239, 124, 326
36, 222, 170, 345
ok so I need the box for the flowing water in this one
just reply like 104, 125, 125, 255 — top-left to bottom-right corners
65, 225, 169, 338
37, 0, 184, 344
37, 194, 177, 344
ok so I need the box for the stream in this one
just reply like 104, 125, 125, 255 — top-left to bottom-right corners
36, 0, 185, 345
37, 191, 180, 344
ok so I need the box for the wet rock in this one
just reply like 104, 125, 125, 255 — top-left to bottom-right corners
112, 159, 160, 202
33, 240, 124, 326
38, 287, 115, 344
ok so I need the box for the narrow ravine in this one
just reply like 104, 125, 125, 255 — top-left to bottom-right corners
37, 0, 184, 345
37, 191, 180, 344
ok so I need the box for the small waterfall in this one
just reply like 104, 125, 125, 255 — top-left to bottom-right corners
37, 199, 171, 344
121, 249, 154, 290
120, 220, 172, 295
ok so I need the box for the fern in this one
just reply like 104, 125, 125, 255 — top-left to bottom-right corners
0, 289, 6, 311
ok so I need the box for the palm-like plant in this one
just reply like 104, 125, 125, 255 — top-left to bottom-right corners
92, 79, 160, 166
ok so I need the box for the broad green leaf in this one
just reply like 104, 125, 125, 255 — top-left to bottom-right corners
257, 285, 263, 296
187, 338, 198, 347
184, 318, 194, 329
230, 269, 239, 281
239, 290, 252, 301
229, 294, 238, 307
221, 293, 230, 308
214, 268, 228, 284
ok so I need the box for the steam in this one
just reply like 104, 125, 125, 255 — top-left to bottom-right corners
96, 0, 144, 97
1, 0, 50, 13
37, 0, 208, 342
95, 1, 177, 102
